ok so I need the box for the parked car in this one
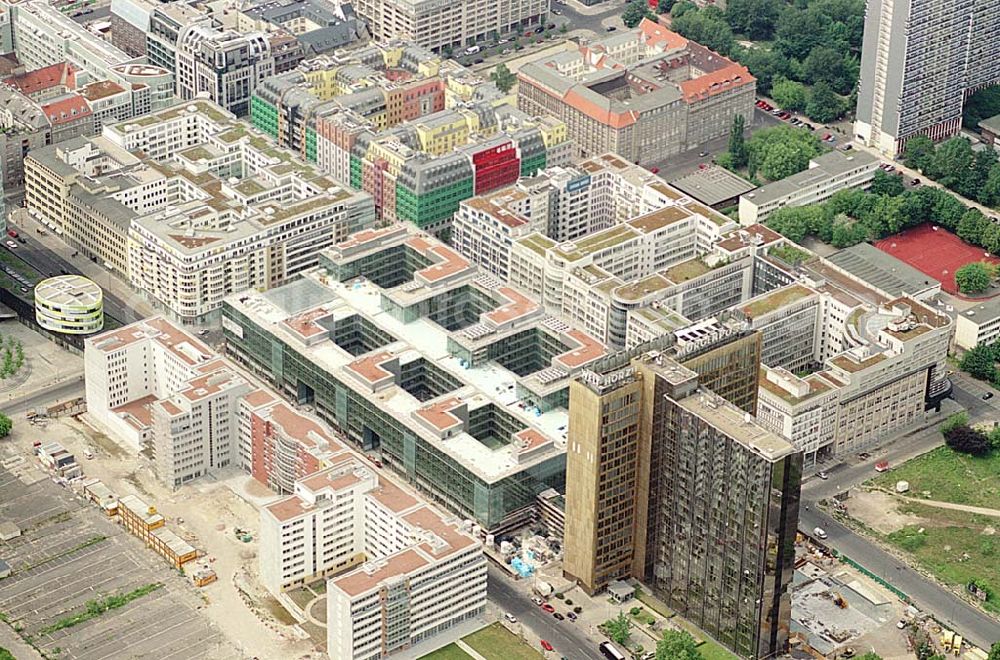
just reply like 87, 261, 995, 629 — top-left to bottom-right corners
875, 461, 890, 473
532, 596, 544, 606
553, 612, 564, 621
541, 603, 555, 613
6, 229, 17, 238
983, 392, 994, 400
504, 613, 517, 623
839, 143, 853, 151
858, 451, 871, 460
817, 471, 829, 480
803, 123, 815, 130
649, 166, 659, 174
911, 178, 921, 186
822, 133, 833, 141
698, 150, 709, 157
605, 25, 616, 31
5, 240, 16, 249
567, 612, 577, 621
541, 640, 554, 652
813, 527, 828, 540
778, 112, 792, 120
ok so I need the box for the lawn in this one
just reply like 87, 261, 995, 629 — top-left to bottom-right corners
462, 623, 544, 660
698, 640, 738, 660
419, 644, 474, 660
886, 502, 1000, 613
870, 446, 1000, 511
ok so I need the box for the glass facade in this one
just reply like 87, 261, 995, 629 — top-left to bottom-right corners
223, 303, 565, 529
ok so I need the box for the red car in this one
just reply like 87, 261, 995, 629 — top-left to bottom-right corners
6, 229, 17, 238
649, 166, 659, 174
541, 603, 555, 613
778, 112, 792, 120
540, 640, 553, 652
875, 461, 890, 473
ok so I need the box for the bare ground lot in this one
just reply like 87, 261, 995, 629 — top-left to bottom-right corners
0, 463, 239, 660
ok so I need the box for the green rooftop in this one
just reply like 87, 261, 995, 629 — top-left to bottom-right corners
217, 127, 248, 144
742, 284, 814, 318
180, 146, 214, 162
518, 233, 556, 257
664, 258, 711, 283
554, 224, 636, 261
235, 179, 266, 196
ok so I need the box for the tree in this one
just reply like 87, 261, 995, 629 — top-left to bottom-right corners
724, 0, 781, 40
987, 641, 1000, 660
956, 262, 993, 294
490, 63, 516, 93
957, 208, 989, 245
944, 425, 991, 456
902, 135, 937, 173
932, 137, 975, 191
657, 0, 675, 13
737, 46, 792, 94
963, 86, 1000, 131
604, 611, 631, 646
671, 6, 735, 55
775, 8, 826, 59
622, 0, 654, 28
869, 169, 905, 197
803, 46, 853, 94
857, 654, 883, 660
960, 344, 998, 381
770, 77, 808, 112
805, 81, 845, 123
728, 114, 748, 168
671, 1, 697, 19
746, 125, 821, 180
962, 148, 998, 201
0, 649, 15, 660
940, 411, 970, 435
0, 412, 10, 438
655, 630, 703, 660
759, 141, 809, 181
981, 164, 1000, 209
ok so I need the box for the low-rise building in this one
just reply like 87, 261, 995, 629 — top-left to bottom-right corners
33, 275, 104, 335
354, 0, 547, 53
24, 100, 375, 322
955, 298, 1000, 350
224, 224, 610, 532
517, 20, 755, 165
668, 164, 756, 210
979, 114, 1000, 151
738, 150, 879, 225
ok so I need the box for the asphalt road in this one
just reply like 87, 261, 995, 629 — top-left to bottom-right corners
551, 0, 625, 35
2, 379, 84, 416
798, 377, 1000, 651
487, 565, 604, 660
4, 221, 141, 325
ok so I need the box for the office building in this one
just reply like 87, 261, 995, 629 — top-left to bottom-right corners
855, 0, 1000, 155
563, 347, 800, 659
738, 150, 879, 225
353, 0, 547, 53
237, 0, 368, 59
517, 19, 755, 165
955, 298, 1000, 350
33, 275, 104, 335
223, 223, 611, 532
175, 25, 274, 117
262, 463, 486, 659
669, 164, 756, 210
23, 100, 374, 323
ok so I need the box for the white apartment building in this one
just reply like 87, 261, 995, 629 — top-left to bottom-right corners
756, 366, 840, 467
738, 150, 879, 225
955, 298, 1000, 351
25, 100, 375, 323
175, 24, 274, 117
260, 462, 486, 659
354, 0, 548, 53
150, 367, 253, 488
84, 316, 216, 450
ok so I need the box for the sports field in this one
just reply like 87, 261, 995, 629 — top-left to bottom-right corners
874, 223, 1000, 296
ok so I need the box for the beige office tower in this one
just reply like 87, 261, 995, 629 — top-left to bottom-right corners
564, 338, 801, 659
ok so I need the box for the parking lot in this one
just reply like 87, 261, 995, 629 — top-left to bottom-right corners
0, 464, 240, 660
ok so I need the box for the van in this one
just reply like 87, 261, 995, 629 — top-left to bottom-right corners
83, 449, 93, 460
813, 527, 828, 540
464, 45, 481, 55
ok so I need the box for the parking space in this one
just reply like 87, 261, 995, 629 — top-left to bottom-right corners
0, 466, 239, 660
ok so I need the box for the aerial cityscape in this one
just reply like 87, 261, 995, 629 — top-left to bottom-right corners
0, 0, 999, 659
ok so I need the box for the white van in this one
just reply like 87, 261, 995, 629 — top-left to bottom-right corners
464, 45, 481, 55
813, 527, 828, 540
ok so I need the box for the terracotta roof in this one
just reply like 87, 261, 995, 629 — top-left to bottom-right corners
367, 479, 419, 514
636, 18, 688, 51
679, 62, 754, 104
413, 397, 465, 433
112, 394, 157, 429
554, 329, 606, 369
79, 80, 126, 102
346, 351, 396, 386
483, 287, 538, 327
3, 62, 77, 96
333, 549, 429, 597
267, 402, 341, 451
242, 390, 277, 408
41, 94, 92, 126
408, 240, 471, 284
265, 496, 307, 522
282, 307, 331, 339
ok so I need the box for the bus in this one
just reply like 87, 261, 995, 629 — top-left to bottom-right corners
599, 642, 627, 660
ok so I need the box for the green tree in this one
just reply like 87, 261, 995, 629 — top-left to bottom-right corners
728, 114, 748, 168
737, 46, 792, 94
980, 164, 1000, 208
604, 611, 631, 646
957, 208, 989, 245
0, 413, 11, 438
671, 1, 697, 19
932, 137, 975, 190
724, 0, 780, 40
869, 169, 905, 197
657, 0, 675, 13
982, 222, 1000, 254
963, 86, 1000, 131
671, 6, 735, 55
0, 648, 14, 660
962, 148, 999, 201
857, 654, 883, 660
774, 8, 825, 59
944, 425, 991, 456
490, 63, 516, 93
956, 261, 993, 294
655, 630, 702, 660
805, 81, 845, 123
622, 0, 655, 28
759, 141, 808, 181
866, 194, 906, 236
770, 77, 808, 112
746, 125, 821, 180
941, 411, 970, 435
902, 135, 937, 173
987, 641, 1000, 660
930, 187, 968, 230
803, 46, 853, 94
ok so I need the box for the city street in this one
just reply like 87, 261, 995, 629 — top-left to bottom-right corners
798, 376, 1000, 650
487, 565, 604, 660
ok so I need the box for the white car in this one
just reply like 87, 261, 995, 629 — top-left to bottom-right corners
531, 596, 544, 606
504, 613, 517, 623
813, 527, 828, 540
5, 240, 16, 249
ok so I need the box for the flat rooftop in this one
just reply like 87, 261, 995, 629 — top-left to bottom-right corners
669, 165, 756, 207
677, 390, 796, 461
826, 243, 939, 298
744, 150, 877, 206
